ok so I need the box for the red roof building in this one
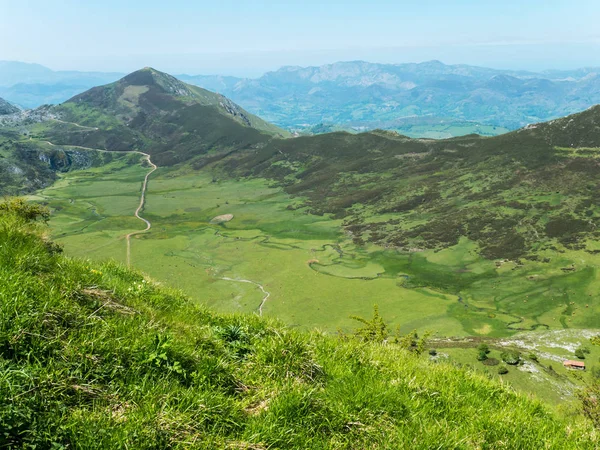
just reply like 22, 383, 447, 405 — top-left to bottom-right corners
563, 360, 585, 370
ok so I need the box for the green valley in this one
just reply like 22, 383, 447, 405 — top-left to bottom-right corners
5, 68, 600, 411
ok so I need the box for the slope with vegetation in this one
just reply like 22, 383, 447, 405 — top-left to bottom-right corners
0, 68, 287, 193
0, 198, 597, 448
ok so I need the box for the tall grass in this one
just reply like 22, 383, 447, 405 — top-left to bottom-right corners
0, 202, 597, 448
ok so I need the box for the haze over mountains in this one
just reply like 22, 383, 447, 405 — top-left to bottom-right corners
5, 60, 600, 137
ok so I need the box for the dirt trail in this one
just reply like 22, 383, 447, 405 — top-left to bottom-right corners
220, 277, 271, 316
51, 118, 99, 131
125, 153, 157, 266
40, 138, 157, 266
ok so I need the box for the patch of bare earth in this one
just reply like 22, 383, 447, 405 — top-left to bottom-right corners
211, 214, 234, 224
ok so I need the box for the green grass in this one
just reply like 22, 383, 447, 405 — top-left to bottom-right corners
390, 122, 510, 139
0, 201, 597, 448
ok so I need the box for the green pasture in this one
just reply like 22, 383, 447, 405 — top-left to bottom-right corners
36, 154, 600, 340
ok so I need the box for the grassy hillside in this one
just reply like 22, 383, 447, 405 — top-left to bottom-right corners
0, 199, 597, 448
206, 106, 600, 261
0, 68, 289, 192
40, 68, 288, 167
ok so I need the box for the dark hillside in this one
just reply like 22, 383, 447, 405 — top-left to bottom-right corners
0, 97, 19, 115
205, 107, 600, 259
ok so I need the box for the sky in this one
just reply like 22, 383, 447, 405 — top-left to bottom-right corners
1, 0, 600, 76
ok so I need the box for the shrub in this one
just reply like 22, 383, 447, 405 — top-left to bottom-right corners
350, 305, 388, 343
477, 350, 488, 361
501, 350, 521, 365
498, 366, 509, 375
579, 380, 600, 429
428, 348, 437, 356
528, 352, 538, 362
477, 343, 490, 354
575, 348, 587, 360
0, 197, 50, 222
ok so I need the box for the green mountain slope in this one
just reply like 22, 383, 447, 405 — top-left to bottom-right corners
41, 68, 287, 166
0, 199, 596, 448
195, 105, 600, 260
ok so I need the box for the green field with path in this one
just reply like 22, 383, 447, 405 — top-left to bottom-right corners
34, 152, 600, 344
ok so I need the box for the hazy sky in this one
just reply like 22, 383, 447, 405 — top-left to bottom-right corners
2, 0, 600, 75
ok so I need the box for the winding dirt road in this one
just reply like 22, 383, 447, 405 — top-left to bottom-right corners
40, 139, 157, 266
125, 153, 157, 266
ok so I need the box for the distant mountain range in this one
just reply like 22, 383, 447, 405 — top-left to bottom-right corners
0, 61, 124, 108
4, 60, 600, 136
178, 61, 600, 133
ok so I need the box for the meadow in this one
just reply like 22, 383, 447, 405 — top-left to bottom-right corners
34, 156, 599, 336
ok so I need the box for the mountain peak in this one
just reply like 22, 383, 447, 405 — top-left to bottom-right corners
121, 67, 196, 97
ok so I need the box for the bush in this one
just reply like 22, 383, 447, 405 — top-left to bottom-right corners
350, 305, 388, 343
428, 348, 437, 356
501, 350, 521, 365
528, 352, 538, 362
477, 343, 490, 354
575, 348, 587, 360
498, 366, 509, 375
0, 197, 50, 222
477, 350, 488, 361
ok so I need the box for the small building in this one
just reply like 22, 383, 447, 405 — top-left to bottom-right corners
563, 360, 585, 370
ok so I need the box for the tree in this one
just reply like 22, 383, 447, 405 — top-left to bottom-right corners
575, 347, 589, 360
350, 305, 388, 343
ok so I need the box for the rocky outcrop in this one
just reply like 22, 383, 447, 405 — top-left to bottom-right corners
0, 97, 20, 115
